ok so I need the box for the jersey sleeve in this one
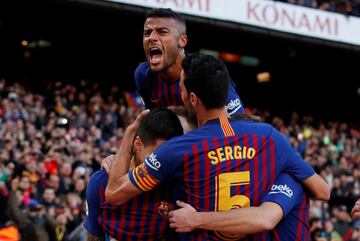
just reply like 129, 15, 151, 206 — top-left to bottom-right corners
226, 80, 244, 116
134, 62, 151, 109
128, 140, 182, 191
273, 129, 315, 181
84, 170, 106, 237
262, 173, 305, 217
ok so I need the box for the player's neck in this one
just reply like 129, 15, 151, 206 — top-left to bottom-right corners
159, 68, 181, 83
159, 53, 183, 83
197, 107, 228, 127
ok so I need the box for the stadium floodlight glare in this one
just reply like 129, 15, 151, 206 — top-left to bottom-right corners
199, 49, 259, 66
28, 40, 52, 49
240, 56, 259, 67
199, 49, 219, 58
219, 52, 241, 63
257, 72, 270, 83
21, 40, 28, 47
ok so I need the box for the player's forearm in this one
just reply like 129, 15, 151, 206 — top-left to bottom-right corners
107, 141, 132, 190
196, 203, 282, 234
105, 175, 137, 205
106, 110, 149, 198
302, 173, 330, 200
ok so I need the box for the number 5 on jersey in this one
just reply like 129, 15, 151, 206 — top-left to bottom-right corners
215, 171, 250, 240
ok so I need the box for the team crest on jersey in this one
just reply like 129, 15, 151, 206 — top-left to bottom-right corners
158, 201, 173, 217
137, 164, 149, 178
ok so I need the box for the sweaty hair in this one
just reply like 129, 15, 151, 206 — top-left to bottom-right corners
137, 108, 183, 146
182, 53, 230, 109
145, 8, 186, 34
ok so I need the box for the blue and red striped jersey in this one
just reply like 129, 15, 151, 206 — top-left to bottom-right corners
84, 169, 172, 241
129, 117, 315, 241
263, 173, 310, 241
135, 62, 244, 115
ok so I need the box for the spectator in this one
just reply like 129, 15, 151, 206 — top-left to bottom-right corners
40, 187, 57, 211
343, 220, 360, 241
8, 179, 56, 241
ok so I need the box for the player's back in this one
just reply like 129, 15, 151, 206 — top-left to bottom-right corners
147, 117, 314, 240
85, 169, 171, 241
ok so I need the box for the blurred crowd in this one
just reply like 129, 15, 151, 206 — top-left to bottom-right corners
278, 0, 360, 16
256, 109, 360, 241
0, 78, 359, 241
0, 78, 141, 241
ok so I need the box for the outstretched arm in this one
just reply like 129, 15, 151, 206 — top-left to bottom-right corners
169, 201, 283, 234
105, 110, 149, 205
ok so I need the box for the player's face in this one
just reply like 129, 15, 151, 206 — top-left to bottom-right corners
143, 17, 183, 72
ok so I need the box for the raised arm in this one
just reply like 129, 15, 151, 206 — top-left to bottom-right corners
105, 110, 149, 205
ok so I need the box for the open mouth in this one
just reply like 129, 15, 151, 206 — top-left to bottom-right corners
149, 48, 162, 65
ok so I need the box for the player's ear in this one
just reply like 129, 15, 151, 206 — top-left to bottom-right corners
133, 136, 144, 153
178, 34, 188, 49
189, 92, 197, 107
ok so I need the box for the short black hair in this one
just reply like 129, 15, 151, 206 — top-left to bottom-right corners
146, 8, 186, 34
137, 108, 183, 146
182, 53, 230, 109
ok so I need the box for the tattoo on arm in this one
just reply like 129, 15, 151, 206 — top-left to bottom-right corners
87, 232, 105, 241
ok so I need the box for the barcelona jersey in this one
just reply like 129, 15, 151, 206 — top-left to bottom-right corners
84, 169, 172, 241
263, 173, 310, 241
135, 62, 244, 115
129, 117, 315, 241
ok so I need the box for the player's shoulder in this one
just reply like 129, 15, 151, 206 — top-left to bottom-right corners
135, 62, 150, 78
88, 169, 108, 187
231, 118, 276, 134
86, 169, 107, 200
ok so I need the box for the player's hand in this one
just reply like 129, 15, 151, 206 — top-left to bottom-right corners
352, 199, 360, 220
101, 155, 114, 174
121, 109, 150, 152
127, 109, 150, 133
169, 200, 198, 232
